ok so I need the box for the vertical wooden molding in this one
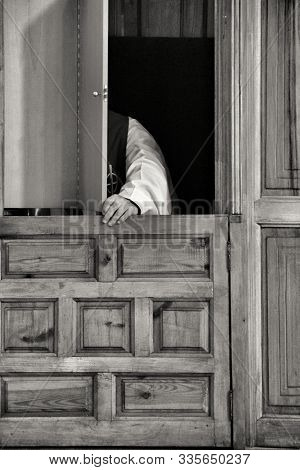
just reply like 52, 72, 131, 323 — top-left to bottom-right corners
239, 0, 262, 448
215, 0, 232, 214
96, 373, 112, 421
98, 235, 118, 282
57, 298, 76, 357
230, 219, 247, 449
134, 298, 151, 357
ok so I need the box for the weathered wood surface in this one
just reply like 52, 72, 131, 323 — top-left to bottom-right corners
153, 300, 210, 353
2, 239, 96, 278
0, 215, 227, 236
1, 300, 56, 353
77, 300, 131, 354
0, 280, 213, 299
0, 417, 216, 447
262, 229, 300, 414
262, 0, 300, 195
2, 375, 94, 416
0, 356, 215, 374
119, 237, 209, 277
257, 417, 300, 448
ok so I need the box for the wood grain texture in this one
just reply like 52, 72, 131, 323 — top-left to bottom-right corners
79, 0, 108, 208
0, 356, 215, 375
263, 229, 300, 415
96, 372, 112, 421
1, 375, 94, 417
0, 215, 227, 236
109, 0, 215, 37
117, 375, 210, 415
153, 300, 210, 353
1, 300, 56, 353
118, 237, 210, 277
262, 0, 300, 194
76, 300, 132, 354
257, 417, 300, 448
98, 235, 118, 282
0, 280, 214, 300
0, 417, 216, 447
2, 238, 96, 279
3, 0, 78, 208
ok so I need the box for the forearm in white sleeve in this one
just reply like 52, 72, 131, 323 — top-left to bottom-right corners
118, 118, 172, 215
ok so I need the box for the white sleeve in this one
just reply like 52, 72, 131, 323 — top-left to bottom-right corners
118, 117, 172, 215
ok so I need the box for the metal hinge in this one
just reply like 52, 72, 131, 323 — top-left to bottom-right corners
227, 240, 232, 272
228, 390, 233, 421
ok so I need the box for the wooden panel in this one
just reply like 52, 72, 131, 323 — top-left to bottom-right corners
263, 229, 300, 415
257, 417, 300, 448
118, 237, 210, 277
1, 300, 56, 353
153, 300, 210, 353
0, 417, 215, 447
76, 300, 132, 354
262, 0, 300, 194
2, 238, 96, 278
79, 0, 108, 209
141, 0, 181, 37
1, 375, 94, 417
116, 375, 210, 416
3, 0, 78, 208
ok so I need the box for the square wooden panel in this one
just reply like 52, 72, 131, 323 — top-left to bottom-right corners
76, 300, 132, 354
116, 375, 210, 417
0, 375, 94, 417
153, 300, 210, 354
2, 238, 96, 279
118, 237, 210, 278
262, 0, 300, 194
263, 229, 300, 415
1, 300, 57, 353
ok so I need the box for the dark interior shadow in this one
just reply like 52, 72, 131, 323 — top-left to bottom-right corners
108, 37, 215, 214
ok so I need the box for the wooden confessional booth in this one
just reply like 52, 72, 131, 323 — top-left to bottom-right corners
0, 0, 299, 449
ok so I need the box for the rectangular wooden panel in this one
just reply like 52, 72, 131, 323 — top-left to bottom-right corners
153, 300, 210, 353
3, 0, 78, 208
116, 375, 210, 416
1, 375, 94, 417
1, 300, 56, 353
118, 237, 210, 277
262, 0, 300, 194
141, 0, 181, 37
2, 238, 96, 278
263, 229, 300, 415
76, 300, 132, 354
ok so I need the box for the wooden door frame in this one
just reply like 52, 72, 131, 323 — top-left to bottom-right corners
0, 0, 264, 449
220, 0, 263, 449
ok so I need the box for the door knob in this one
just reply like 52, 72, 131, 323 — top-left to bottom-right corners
92, 87, 108, 100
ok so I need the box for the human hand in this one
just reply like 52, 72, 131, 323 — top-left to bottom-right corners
102, 195, 139, 226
